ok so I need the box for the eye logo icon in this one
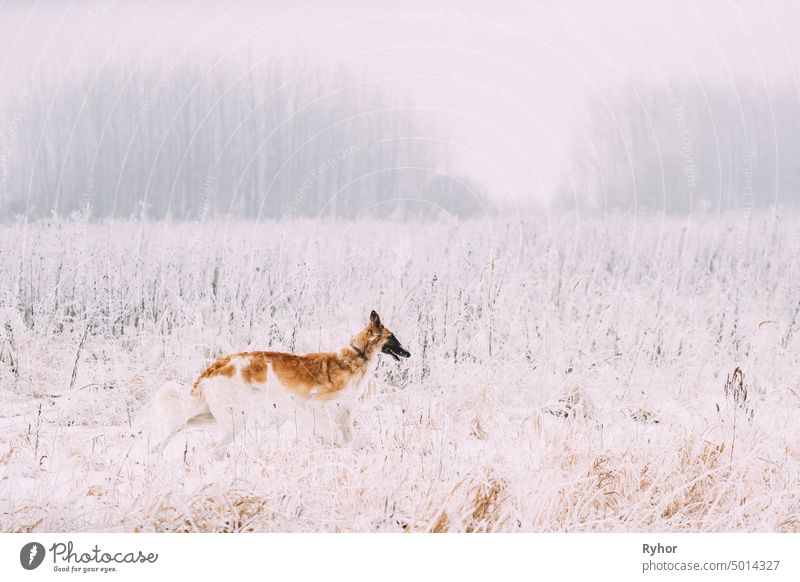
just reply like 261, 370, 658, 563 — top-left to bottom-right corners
20, 542, 46, 570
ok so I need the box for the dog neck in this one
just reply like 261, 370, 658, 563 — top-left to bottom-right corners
349, 343, 368, 360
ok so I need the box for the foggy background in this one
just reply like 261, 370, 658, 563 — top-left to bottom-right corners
1, 0, 799, 220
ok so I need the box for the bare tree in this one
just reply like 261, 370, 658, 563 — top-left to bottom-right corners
0, 56, 488, 221
559, 81, 800, 213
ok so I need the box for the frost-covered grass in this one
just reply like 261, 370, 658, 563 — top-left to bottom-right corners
1, 213, 799, 532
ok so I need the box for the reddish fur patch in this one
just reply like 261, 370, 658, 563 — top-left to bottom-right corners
241, 353, 268, 384
255, 352, 359, 401
191, 319, 397, 399
192, 349, 371, 400
192, 356, 235, 390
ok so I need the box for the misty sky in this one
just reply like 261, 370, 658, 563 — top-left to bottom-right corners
2, 0, 799, 207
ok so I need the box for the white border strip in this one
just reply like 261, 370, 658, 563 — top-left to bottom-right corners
2, 533, 798, 581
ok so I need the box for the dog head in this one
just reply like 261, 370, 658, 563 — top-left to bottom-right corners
354, 310, 410, 361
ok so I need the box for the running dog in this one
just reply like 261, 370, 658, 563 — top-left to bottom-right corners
144, 311, 410, 454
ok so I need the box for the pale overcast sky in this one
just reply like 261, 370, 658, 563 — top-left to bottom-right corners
2, 0, 798, 205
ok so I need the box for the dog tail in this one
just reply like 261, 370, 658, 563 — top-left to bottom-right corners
136, 381, 210, 449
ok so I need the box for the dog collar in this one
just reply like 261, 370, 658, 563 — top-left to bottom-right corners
350, 343, 367, 360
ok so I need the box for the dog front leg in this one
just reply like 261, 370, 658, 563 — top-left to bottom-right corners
336, 407, 353, 445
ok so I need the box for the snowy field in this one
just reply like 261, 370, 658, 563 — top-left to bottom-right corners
1, 213, 799, 532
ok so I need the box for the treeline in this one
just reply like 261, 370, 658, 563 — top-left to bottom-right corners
559, 80, 800, 212
0, 56, 487, 221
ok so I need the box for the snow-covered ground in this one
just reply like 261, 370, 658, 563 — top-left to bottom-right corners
1, 213, 798, 532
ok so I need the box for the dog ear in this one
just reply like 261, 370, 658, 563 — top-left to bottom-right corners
370, 310, 382, 328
